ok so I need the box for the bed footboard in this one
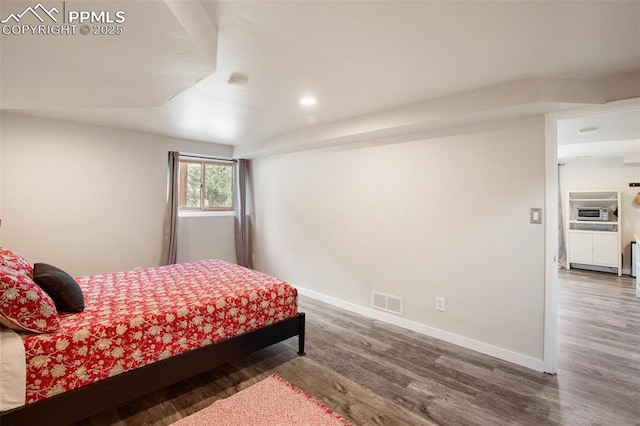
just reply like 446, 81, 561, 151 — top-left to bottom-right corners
0, 312, 306, 426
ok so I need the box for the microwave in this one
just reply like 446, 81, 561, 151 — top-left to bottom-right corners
577, 207, 609, 221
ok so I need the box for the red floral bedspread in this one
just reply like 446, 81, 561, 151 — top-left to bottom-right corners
19, 260, 298, 404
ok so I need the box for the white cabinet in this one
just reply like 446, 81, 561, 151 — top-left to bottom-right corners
568, 232, 594, 264
592, 233, 620, 266
567, 190, 621, 276
636, 235, 639, 298
569, 231, 620, 267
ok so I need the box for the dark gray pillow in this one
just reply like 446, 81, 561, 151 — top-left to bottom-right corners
33, 263, 84, 313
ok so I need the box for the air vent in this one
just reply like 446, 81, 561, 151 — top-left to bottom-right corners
372, 291, 403, 315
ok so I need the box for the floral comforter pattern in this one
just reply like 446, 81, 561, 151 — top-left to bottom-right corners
19, 260, 298, 404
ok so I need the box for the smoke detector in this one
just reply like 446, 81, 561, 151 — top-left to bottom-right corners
228, 74, 248, 89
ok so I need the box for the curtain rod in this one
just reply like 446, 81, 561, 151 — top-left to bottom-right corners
179, 152, 236, 162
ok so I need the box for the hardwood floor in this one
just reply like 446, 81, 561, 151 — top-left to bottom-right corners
555, 268, 639, 425
74, 269, 640, 425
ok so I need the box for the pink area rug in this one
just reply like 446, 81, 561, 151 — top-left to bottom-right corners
172, 374, 351, 426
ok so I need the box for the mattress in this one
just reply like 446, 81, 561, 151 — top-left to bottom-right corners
12, 259, 297, 406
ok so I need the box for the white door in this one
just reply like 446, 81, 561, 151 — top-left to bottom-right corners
592, 233, 619, 266
569, 232, 593, 264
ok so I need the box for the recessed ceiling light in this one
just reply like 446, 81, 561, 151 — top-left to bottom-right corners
228, 73, 248, 89
299, 96, 317, 107
577, 126, 599, 135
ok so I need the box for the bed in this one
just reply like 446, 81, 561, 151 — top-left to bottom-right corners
0, 256, 305, 425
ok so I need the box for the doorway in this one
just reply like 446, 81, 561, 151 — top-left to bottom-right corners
544, 98, 640, 373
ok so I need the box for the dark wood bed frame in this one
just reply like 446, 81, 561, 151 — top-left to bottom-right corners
0, 312, 305, 426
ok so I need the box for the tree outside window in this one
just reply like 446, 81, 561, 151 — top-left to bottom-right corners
178, 159, 233, 211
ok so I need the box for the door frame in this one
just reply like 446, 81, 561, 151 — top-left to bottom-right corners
544, 97, 640, 374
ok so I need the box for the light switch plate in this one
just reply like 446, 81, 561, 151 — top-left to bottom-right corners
530, 208, 542, 224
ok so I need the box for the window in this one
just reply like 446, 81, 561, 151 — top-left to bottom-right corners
178, 158, 234, 211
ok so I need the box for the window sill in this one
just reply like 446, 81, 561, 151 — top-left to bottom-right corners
178, 210, 235, 218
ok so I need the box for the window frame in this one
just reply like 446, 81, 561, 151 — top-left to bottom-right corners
178, 157, 235, 212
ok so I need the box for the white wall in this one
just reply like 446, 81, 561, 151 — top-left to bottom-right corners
0, 113, 236, 276
560, 157, 640, 273
251, 118, 546, 363
176, 214, 236, 264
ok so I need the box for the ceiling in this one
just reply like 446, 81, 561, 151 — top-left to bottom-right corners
1, 0, 640, 157
557, 108, 640, 161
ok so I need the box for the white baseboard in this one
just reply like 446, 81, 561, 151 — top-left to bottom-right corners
296, 286, 545, 372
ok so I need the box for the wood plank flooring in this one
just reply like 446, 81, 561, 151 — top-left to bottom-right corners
74, 269, 640, 425
554, 269, 640, 425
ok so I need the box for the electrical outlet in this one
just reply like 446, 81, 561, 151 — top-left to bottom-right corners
435, 296, 446, 312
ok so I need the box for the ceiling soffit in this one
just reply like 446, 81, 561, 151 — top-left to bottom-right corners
233, 77, 612, 158
0, 0, 217, 108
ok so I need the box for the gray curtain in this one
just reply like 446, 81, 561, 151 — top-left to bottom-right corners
234, 159, 253, 269
558, 164, 567, 268
161, 151, 179, 265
